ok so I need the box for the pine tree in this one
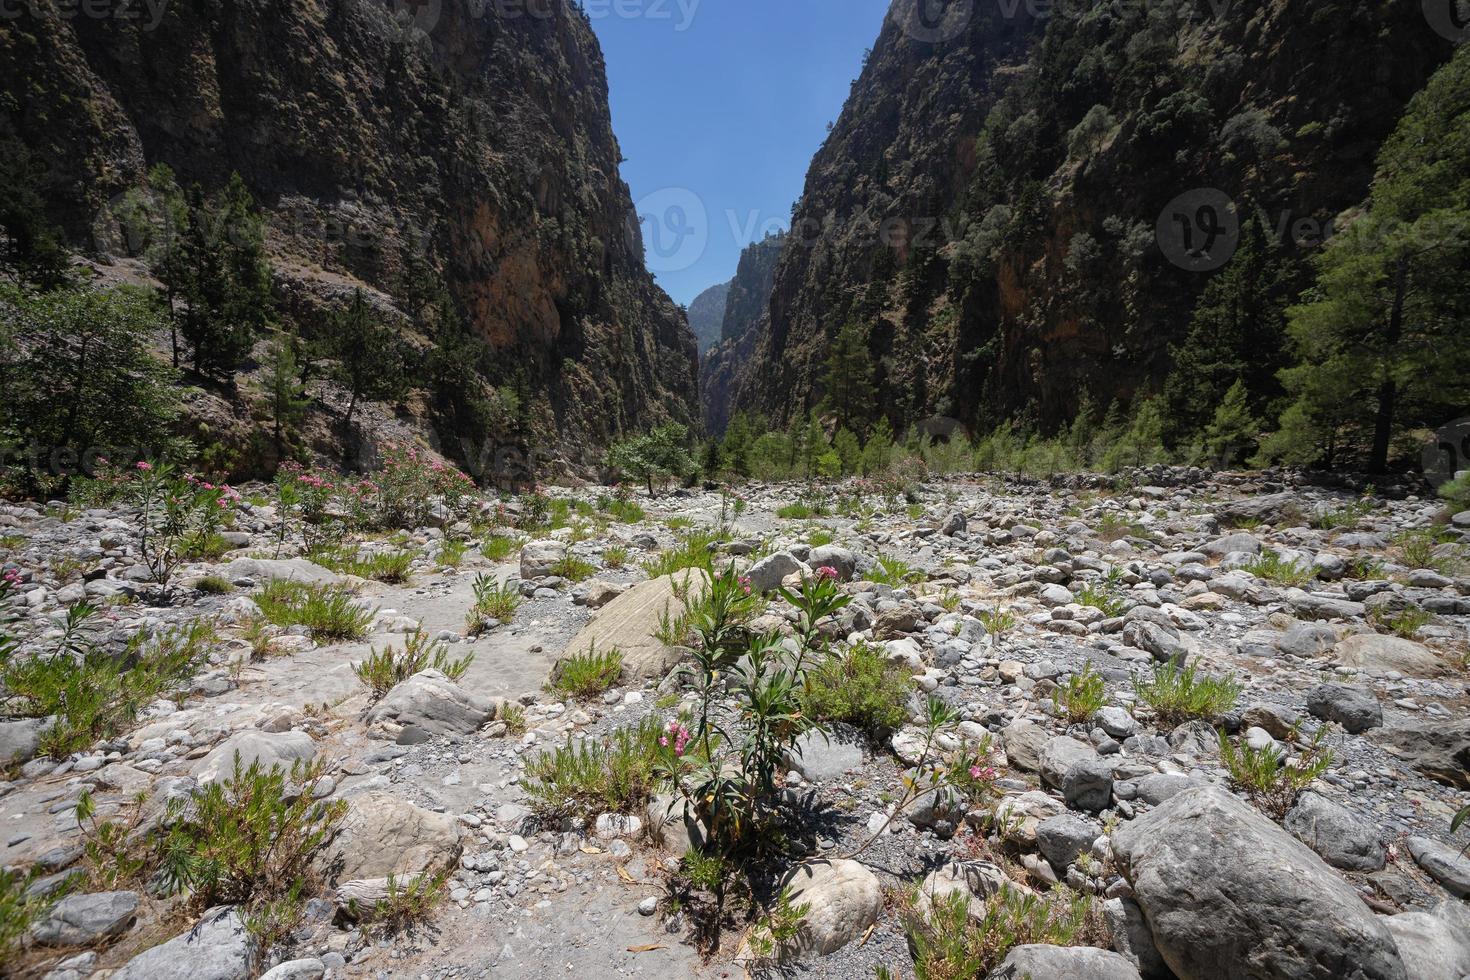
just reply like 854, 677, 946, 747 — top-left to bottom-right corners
802, 413, 828, 479
177, 174, 273, 379
263, 331, 309, 457
861, 416, 895, 474
1162, 212, 1294, 443
1266, 45, 1470, 471
1203, 378, 1258, 467
326, 289, 405, 431
819, 320, 877, 434
833, 428, 862, 475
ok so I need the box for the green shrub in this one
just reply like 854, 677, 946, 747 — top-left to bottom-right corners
1133, 660, 1242, 727
0, 867, 62, 970
1395, 529, 1459, 574
309, 545, 415, 584
1243, 550, 1315, 587
550, 643, 624, 699
522, 715, 665, 820
600, 496, 646, 524
353, 628, 473, 701
1075, 569, 1127, 617
481, 534, 523, 562
977, 607, 1016, 640
466, 573, 519, 635
1311, 497, 1376, 530
551, 554, 596, 582
1219, 727, 1333, 818
345, 870, 449, 936
1056, 664, 1107, 723
254, 580, 374, 642
1369, 605, 1434, 639
193, 575, 234, 595
776, 502, 821, 520
899, 884, 1104, 979
1094, 513, 1146, 542
437, 538, 469, 569
745, 887, 811, 964
603, 544, 629, 568
642, 529, 722, 578
868, 554, 922, 587
0, 605, 214, 758
500, 703, 527, 736
1438, 472, 1470, 512
800, 642, 912, 738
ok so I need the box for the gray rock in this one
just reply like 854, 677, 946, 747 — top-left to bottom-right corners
1383, 900, 1470, 980
364, 669, 493, 739
1097, 707, 1139, 739
988, 944, 1143, 979
217, 557, 338, 586
32, 890, 138, 946
1039, 736, 1113, 812
1217, 493, 1305, 527
519, 540, 567, 579
1123, 620, 1192, 663
785, 725, 865, 781
1104, 897, 1169, 979
111, 906, 250, 980
1285, 589, 1366, 622
1132, 773, 1200, 807
1305, 683, 1382, 733
773, 859, 881, 957
1370, 720, 1470, 788
192, 730, 315, 785
316, 792, 461, 885
258, 960, 326, 980
1002, 719, 1049, 773
746, 551, 807, 593
1283, 792, 1385, 871
1334, 634, 1446, 677
1406, 836, 1470, 897
1166, 720, 1219, 758
0, 715, 55, 765
1201, 533, 1262, 558
808, 545, 861, 581
1277, 622, 1338, 658
1112, 784, 1407, 980
1036, 813, 1101, 869
941, 511, 967, 536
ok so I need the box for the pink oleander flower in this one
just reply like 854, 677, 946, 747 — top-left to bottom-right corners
664, 720, 692, 756
968, 765, 998, 782
816, 566, 839, 580
135, 461, 152, 471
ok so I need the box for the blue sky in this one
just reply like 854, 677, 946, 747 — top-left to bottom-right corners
589, 0, 892, 307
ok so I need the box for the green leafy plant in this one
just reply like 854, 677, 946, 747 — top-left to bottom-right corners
345, 870, 449, 936
500, 703, 527, 736
437, 538, 469, 568
353, 628, 473, 701
1369, 605, 1434, 638
550, 642, 624, 699
1094, 512, 1146, 542
1394, 529, 1458, 574
193, 574, 234, 595
551, 554, 597, 582
776, 502, 821, 520
868, 554, 922, 588
745, 886, 811, 964
0, 602, 215, 758
1133, 660, 1242, 727
899, 884, 1104, 979
1056, 664, 1107, 723
978, 606, 1016, 646
522, 714, 665, 820
0, 867, 62, 970
481, 534, 523, 562
466, 573, 519, 635
254, 580, 374, 642
603, 544, 629, 568
642, 528, 723, 578
654, 603, 693, 647
1312, 497, 1376, 530
799, 641, 912, 738
1219, 726, 1333, 818
1075, 569, 1128, 617
1243, 549, 1316, 587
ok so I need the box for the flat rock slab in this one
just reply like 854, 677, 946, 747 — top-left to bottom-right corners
559, 573, 706, 681
111, 906, 250, 980
192, 730, 316, 785
317, 791, 460, 885
1334, 634, 1446, 677
217, 557, 339, 586
785, 725, 865, 781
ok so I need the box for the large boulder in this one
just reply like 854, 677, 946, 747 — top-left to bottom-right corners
559, 573, 705, 681
1112, 784, 1407, 980
1334, 634, 1446, 677
217, 557, 338, 586
1370, 720, 1470, 788
1001, 719, 1050, 773
784, 724, 865, 782
110, 906, 250, 980
316, 792, 460, 885
1039, 736, 1113, 812
519, 539, 567, 579
808, 545, 861, 581
1383, 900, 1470, 980
31, 891, 138, 946
1406, 836, 1470, 897
914, 861, 1025, 922
746, 551, 807, 593
0, 715, 54, 765
1283, 792, 1385, 871
1217, 493, 1304, 527
363, 669, 493, 740
192, 730, 316, 785
774, 860, 882, 957
988, 944, 1143, 980
1304, 684, 1382, 733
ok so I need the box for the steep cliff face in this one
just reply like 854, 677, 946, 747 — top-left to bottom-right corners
723, 0, 1452, 434
688, 281, 730, 359
0, 0, 698, 465
701, 232, 785, 434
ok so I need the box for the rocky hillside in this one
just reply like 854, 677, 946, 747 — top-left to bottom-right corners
687, 281, 730, 360
0, 0, 698, 467
717, 0, 1454, 435
701, 232, 785, 433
